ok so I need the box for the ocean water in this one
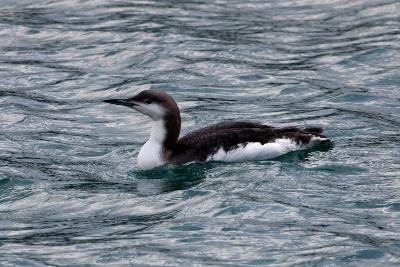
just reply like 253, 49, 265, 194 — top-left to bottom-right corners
1, 0, 400, 266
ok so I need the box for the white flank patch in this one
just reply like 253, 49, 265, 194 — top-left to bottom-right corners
207, 138, 308, 162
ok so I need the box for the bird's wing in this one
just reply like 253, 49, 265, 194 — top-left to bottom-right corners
177, 121, 272, 145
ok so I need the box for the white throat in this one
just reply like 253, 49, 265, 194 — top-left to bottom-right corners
137, 120, 167, 170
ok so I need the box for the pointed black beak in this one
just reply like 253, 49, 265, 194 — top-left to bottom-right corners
103, 98, 137, 108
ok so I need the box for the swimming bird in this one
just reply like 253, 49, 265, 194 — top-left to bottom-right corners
104, 90, 329, 170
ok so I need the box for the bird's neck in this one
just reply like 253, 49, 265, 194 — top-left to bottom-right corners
149, 112, 181, 152
137, 120, 170, 171
137, 108, 181, 170
149, 120, 167, 143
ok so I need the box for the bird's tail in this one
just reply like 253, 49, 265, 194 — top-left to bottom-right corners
303, 126, 324, 137
275, 126, 331, 146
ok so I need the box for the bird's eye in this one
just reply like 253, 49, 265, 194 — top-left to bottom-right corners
144, 99, 152, 104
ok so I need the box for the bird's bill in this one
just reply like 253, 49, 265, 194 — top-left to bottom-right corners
103, 98, 137, 108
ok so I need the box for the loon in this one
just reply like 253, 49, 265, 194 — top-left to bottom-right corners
104, 90, 329, 170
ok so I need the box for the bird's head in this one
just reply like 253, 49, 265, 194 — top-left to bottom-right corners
104, 90, 179, 120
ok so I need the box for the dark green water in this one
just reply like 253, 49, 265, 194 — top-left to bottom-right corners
1, 0, 400, 266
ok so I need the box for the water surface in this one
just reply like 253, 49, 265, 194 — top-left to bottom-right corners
1, 0, 400, 266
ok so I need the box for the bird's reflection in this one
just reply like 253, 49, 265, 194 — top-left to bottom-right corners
132, 162, 217, 194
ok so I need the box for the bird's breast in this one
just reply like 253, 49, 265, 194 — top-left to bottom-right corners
137, 140, 165, 170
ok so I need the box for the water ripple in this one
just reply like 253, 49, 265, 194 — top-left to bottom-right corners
1, 0, 400, 266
